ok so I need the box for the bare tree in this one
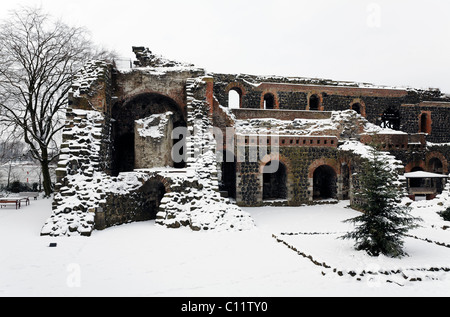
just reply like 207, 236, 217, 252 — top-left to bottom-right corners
0, 6, 106, 196
0, 140, 27, 189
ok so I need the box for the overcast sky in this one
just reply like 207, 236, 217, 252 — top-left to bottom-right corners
2, 0, 450, 93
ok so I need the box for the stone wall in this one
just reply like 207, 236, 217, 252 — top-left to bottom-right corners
212, 73, 450, 144
236, 146, 358, 206
100, 177, 168, 229
134, 112, 174, 169
232, 108, 332, 120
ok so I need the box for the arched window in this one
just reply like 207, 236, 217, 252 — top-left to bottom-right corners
419, 112, 431, 134
313, 165, 337, 200
309, 94, 320, 111
228, 89, 241, 109
264, 93, 275, 110
263, 160, 287, 200
352, 103, 362, 115
429, 158, 443, 174
111, 93, 187, 176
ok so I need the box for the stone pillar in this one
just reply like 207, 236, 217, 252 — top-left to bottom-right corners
135, 112, 174, 169
94, 207, 106, 231
337, 174, 344, 200
308, 177, 314, 202
203, 76, 214, 115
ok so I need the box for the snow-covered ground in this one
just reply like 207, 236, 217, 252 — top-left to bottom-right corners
1, 197, 450, 297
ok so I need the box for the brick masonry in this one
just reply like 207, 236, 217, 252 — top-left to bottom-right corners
45, 48, 450, 236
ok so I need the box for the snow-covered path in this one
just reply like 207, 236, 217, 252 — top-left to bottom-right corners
1, 198, 450, 297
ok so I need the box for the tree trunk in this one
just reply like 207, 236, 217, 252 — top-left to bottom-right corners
41, 162, 52, 197
40, 148, 53, 197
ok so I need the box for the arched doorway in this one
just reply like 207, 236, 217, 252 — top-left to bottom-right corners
428, 158, 443, 174
313, 165, 337, 200
309, 94, 320, 111
220, 150, 236, 199
111, 93, 187, 176
419, 112, 431, 134
263, 93, 275, 110
138, 178, 167, 221
263, 160, 287, 200
228, 89, 242, 109
352, 103, 362, 115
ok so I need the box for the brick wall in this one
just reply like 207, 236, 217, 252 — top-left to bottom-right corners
212, 74, 450, 143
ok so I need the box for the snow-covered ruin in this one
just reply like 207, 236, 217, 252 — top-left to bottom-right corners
41, 47, 450, 237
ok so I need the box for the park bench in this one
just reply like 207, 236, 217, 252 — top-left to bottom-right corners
19, 192, 39, 200
0, 197, 29, 209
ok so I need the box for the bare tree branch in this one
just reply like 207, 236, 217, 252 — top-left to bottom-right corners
0, 6, 108, 196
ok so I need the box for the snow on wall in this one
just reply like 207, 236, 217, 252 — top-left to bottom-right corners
155, 77, 255, 231
43, 66, 254, 237
235, 110, 399, 139
136, 112, 173, 139
69, 60, 109, 98
42, 108, 108, 236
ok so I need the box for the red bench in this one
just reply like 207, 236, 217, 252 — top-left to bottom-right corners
0, 197, 29, 210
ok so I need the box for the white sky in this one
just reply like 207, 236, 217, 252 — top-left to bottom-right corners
1, 0, 450, 93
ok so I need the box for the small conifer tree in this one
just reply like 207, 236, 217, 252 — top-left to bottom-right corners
341, 147, 421, 258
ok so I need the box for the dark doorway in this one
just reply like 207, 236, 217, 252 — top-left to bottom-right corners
111, 93, 187, 176
138, 179, 166, 221
429, 158, 443, 174
220, 151, 236, 199
352, 103, 362, 115
263, 161, 287, 200
420, 113, 431, 134
264, 93, 275, 110
410, 166, 424, 188
309, 94, 320, 111
313, 165, 337, 200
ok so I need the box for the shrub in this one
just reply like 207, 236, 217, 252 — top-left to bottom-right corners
439, 207, 450, 221
7, 181, 32, 193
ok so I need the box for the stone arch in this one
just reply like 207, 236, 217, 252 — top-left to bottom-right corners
102, 175, 171, 229
226, 82, 246, 109
308, 158, 340, 201
419, 111, 432, 134
350, 99, 366, 117
426, 152, 448, 174
111, 93, 187, 176
307, 93, 324, 111
260, 91, 280, 109
260, 153, 292, 201
131, 177, 168, 221
260, 153, 292, 173
313, 165, 337, 200
308, 158, 340, 179
262, 160, 288, 200
405, 160, 426, 173
118, 88, 187, 118
148, 174, 172, 194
